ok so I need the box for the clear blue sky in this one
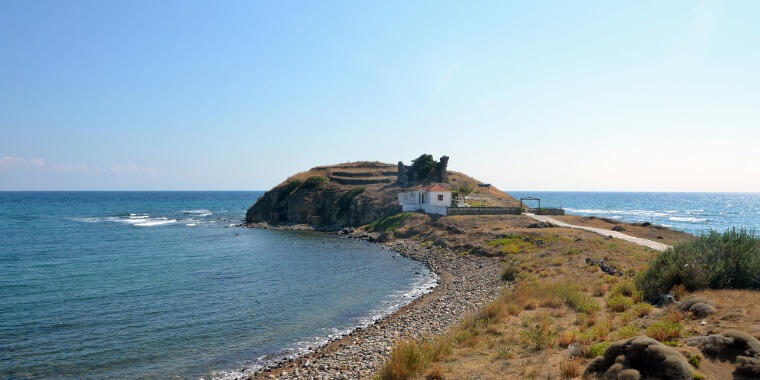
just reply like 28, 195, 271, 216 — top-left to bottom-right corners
1, 0, 758, 191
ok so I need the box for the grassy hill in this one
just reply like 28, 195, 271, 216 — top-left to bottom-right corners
245, 160, 520, 227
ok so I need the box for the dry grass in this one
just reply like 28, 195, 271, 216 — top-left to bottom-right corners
424, 364, 445, 380
645, 320, 683, 342
558, 331, 576, 347
559, 357, 582, 378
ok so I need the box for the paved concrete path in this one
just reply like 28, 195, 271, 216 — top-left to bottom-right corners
525, 214, 672, 252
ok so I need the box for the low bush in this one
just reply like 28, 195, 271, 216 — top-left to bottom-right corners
366, 212, 414, 233
614, 325, 639, 340
377, 334, 452, 380
487, 234, 538, 255
588, 342, 610, 358
501, 261, 519, 282
645, 320, 683, 342
558, 331, 576, 347
559, 357, 582, 378
633, 302, 653, 317
637, 228, 760, 301
688, 353, 702, 368
591, 321, 611, 341
607, 295, 634, 312
520, 314, 556, 350
302, 175, 327, 189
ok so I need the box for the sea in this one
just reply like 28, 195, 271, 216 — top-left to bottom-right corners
509, 192, 760, 235
0, 191, 436, 379
2, 191, 759, 379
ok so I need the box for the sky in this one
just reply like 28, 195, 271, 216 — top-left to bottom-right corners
1, 0, 759, 191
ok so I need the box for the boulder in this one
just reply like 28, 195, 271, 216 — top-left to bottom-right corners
583, 336, 693, 380
736, 355, 760, 377
678, 298, 710, 312
686, 330, 760, 365
612, 225, 625, 232
688, 303, 717, 318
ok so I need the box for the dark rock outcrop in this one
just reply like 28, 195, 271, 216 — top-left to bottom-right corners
678, 298, 717, 317
583, 336, 693, 380
686, 330, 760, 377
245, 182, 393, 227
396, 161, 408, 186
435, 155, 449, 182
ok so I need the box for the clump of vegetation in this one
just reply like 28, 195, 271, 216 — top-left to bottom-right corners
487, 234, 539, 255
688, 353, 702, 368
559, 357, 582, 378
591, 321, 611, 340
301, 175, 327, 189
411, 154, 437, 180
614, 325, 639, 340
558, 331, 576, 347
632, 302, 653, 317
501, 261, 519, 282
637, 228, 760, 301
520, 313, 556, 350
552, 283, 601, 314
588, 342, 610, 358
607, 295, 634, 312
377, 335, 452, 380
645, 320, 683, 342
452, 184, 474, 199
366, 212, 413, 233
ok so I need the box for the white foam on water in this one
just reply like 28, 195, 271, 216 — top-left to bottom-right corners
186, 223, 196, 226
182, 209, 213, 217
133, 218, 177, 227
669, 216, 706, 223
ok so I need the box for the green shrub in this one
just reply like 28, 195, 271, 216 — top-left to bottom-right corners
633, 302, 653, 317
637, 228, 760, 301
607, 295, 634, 312
302, 175, 327, 189
688, 353, 702, 368
614, 325, 639, 340
588, 342, 610, 358
411, 154, 437, 180
551, 283, 600, 314
366, 212, 413, 233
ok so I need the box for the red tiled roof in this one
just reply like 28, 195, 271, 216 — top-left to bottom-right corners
424, 185, 449, 192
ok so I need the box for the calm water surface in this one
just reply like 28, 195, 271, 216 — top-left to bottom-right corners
0, 192, 434, 379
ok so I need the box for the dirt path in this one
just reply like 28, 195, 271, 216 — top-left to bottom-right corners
526, 214, 672, 252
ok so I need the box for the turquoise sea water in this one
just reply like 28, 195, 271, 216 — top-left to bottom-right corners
509, 192, 760, 235
0, 192, 434, 379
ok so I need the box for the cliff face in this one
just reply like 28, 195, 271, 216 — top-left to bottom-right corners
245, 160, 520, 227
245, 181, 393, 226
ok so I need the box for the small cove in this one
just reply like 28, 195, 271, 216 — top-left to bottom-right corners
0, 191, 434, 379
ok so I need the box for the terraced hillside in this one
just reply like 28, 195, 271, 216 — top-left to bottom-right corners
245, 160, 520, 227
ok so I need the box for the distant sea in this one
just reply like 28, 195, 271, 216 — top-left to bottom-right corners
509, 192, 760, 235
0, 192, 435, 379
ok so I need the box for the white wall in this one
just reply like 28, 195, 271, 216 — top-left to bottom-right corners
422, 204, 448, 215
427, 191, 451, 206
398, 191, 422, 205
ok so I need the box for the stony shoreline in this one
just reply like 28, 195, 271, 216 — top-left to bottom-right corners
222, 223, 505, 380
